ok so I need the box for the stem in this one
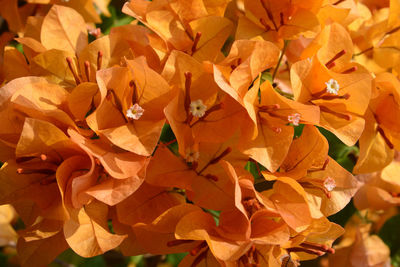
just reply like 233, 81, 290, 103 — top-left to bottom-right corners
272, 40, 289, 82
274, 87, 294, 99
353, 47, 373, 57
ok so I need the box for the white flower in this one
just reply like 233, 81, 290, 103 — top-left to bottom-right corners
185, 148, 199, 163
126, 103, 144, 120
323, 177, 336, 192
325, 79, 340, 95
189, 99, 207, 118
288, 113, 301, 126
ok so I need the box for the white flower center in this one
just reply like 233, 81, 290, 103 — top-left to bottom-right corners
185, 148, 200, 163
126, 103, 144, 120
325, 79, 340, 95
323, 177, 336, 192
288, 113, 301, 126
189, 99, 207, 118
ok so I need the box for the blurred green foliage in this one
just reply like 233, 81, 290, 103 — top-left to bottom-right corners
379, 214, 400, 266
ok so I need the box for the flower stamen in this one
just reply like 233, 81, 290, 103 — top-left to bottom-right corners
320, 93, 350, 101
341, 66, 357, 74
88, 28, 101, 39
377, 126, 394, 149
190, 241, 208, 256
325, 50, 346, 69
184, 72, 193, 124
66, 57, 81, 85
97, 51, 103, 70
259, 18, 271, 31
191, 32, 202, 55
320, 106, 352, 121
130, 80, 137, 104
308, 158, 330, 173
166, 239, 195, 247
84, 61, 91, 82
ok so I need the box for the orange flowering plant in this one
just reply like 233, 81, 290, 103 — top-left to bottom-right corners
1, 0, 400, 266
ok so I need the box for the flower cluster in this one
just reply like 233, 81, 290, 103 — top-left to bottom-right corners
0, 0, 400, 266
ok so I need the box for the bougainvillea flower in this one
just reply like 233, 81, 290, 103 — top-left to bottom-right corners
317, 0, 362, 29
146, 136, 249, 194
26, 0, 111, 23
0, 76, 89, 149
116, 182, 185, 227
236, 0, 322, 43
266, 177, 314, 232
271, 125, 329, 179
113, 183, 187, 255
354, 160, 400, 210
328, 216, 390, 267
63, 200, 126, 258
291, 23, 372, 146
213, 39, 280, 101
163, 50, 245, 157
146, 147, 249, 239
239, 79, 320, 172
0, 117, 132, 265
224, 174, 290, 244
147, 146, 248, 215
175, 209, 251, 262
0, 0, 36, 35
372, 20, 400, 74
354, 72, 400, 173
67, 129, 149, 205
7, 5, 160, 86
281, 216, 343, 261
175, 206, 288, 266
17, 230, 69, 267
87, 57, 174, 156
0, 118, 87, 223
2, 45, 32, 83
0, 32, 17, 83
123, 0, 233, 62
0, 204, 17, 247
126, 204, 204, 256
263, 126, 359, 216
369, 73, 400, 150
146, 145, 199, 191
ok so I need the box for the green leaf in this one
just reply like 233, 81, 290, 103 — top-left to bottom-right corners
52, 249, 107, 267
0, 252, 9, 267
328, 200, 356, 227
97, 5, 134, 35
318, 127, 358, 172
245, 161, 260, 180
160, 124, 176, 144
392, 249, 400, 267
166, 253, 187, 267
261, 71, 273, 84
204, 209, 221, 225
293, 124, 305, 138
80, 256, 107, 267
130, 255, 144, 267
379, 214, 400, 256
